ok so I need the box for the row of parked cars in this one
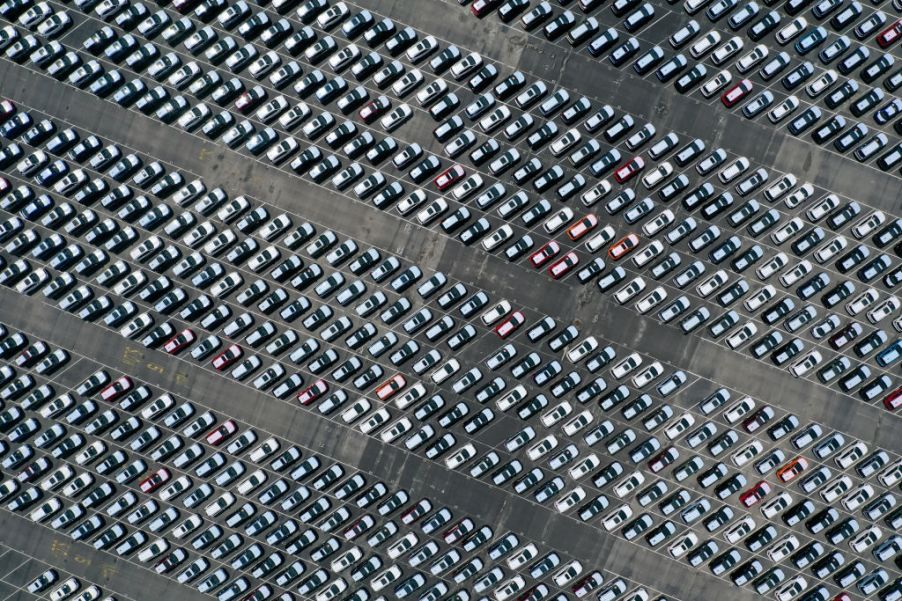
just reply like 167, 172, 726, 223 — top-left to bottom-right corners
0, 325, 656, 601
460, 0, 902, 149
1, 96, 902, 596
24, 568, 121, 601
4, 0, 899, 416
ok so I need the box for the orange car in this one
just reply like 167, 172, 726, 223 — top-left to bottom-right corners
567, 214, 598, 241
607, 233, 640, 260
776, 456, 809, 483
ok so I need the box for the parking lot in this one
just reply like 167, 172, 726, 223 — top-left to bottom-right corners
0, 0, 899, 600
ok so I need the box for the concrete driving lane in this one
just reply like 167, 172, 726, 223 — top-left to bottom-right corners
1, 62, 896, 452
0, 287, 765, 601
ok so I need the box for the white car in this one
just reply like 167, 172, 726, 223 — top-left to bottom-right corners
444, 443, 476, 469
137, 537, 169, 562
768, 95, 799, 123
723, 396, 755, 423
717, 156, 749, 183
846, 287, 878, 316
835, 441, 868, 469
602, 504, 633, 531
841, 483, 874, 512
851, 210, 885, 239
725, 516, 756, 543
563, 410, 594, 437
789, 350, 821, 378
552, 560, 583, 586
664, 413, 695, 440
762, 492, 793, 519
542, 207, 574, 234
779, 259, 811, 287
775, 576, 807, 601
756, 252, 788, 280
496, 385, 527, 412
632, 240, 664, 268
635, 287, 667, 314
667, 532, 698, 558
849, 525, 882, 553
430, 359, 460, 384
817, 235, 851, 266
696, 270, 728, 297
614, 277, 646, 305
700, 69, 732, 98
744, 284, 776, 311
204, 492, 235, 517
585, 225, 616, 252
866, 296, 900, 324
820, 475, 852, 503
612, 353, 643, 379
641, 161, 673, 189
642, 209, 674, 237
726, 322, 758, 349
527, 435, 559, 461
731, 440, 763, 467
506, 544, 538, 570
613, 471, 645, 498
767, 534, 799, 563
566, 336, 598, 363
776, 17, 807, 44
494, 576, 525, 601
387, 532, 418, 560
689, 30, 721, 56
541, 401, 572, 428
554, 486, 586, 513
736, 44, 768, 73
632, 362, 663, 388
480, 300, 511, 326
568, 453, 601, 479
482, 224, 513, 251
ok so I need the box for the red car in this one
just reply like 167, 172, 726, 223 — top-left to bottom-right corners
739, 480, 771, 507
572, 572, 604, 597
234, 88, 266, 114
647, 446, 679, 473
548, 252, 579, 279
205, 419, 237, 445
212, 344, 243, 370
100, 376, 134, 402
607, 234, 639, 260
721, 79, 753, 108
529, 240, 560, 268
742, 405, 774, 433
139, 468, 171, 493
375, 374, 406, 400
832, 594, 851, 601
613, 156, 645, 184
495, 311, 525, 338
0, 100, 15, 123
567, 214, 598, 241
883, 386, 902, 411
163, 328, 196, 354
298, 379, 328, 405
471, 0, 503, 17
442, 518, 474, 544
433, 164, 465, 191
359, 95, 391, 123
172, 0, 201, 12
876, 19, 902, 48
